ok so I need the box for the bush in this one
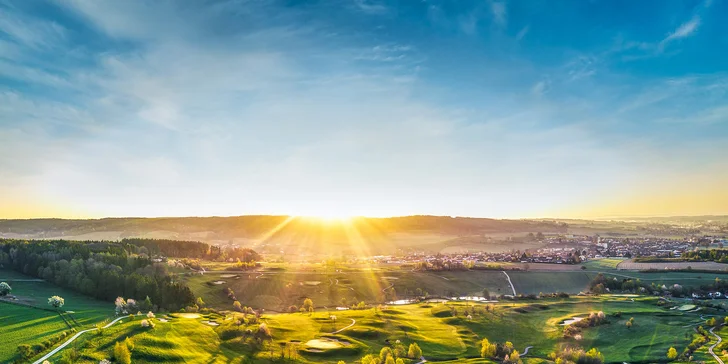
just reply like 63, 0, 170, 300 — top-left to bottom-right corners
408, 342, 423, 359
114, 341, 132, 364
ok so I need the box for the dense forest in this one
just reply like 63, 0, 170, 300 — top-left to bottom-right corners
0, 238, 256, 310
122, 238, 260, 261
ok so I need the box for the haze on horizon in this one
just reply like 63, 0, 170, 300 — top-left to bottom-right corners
1, 0, 727, 220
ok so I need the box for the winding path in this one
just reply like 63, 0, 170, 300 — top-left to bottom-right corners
32, 315, 128, 364
331, 318, 356, 334
709, 327, 725, 364
502, 271, 517, 296
521, 346, 533, 356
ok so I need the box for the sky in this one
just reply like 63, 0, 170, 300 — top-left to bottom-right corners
1, 0, 727, 219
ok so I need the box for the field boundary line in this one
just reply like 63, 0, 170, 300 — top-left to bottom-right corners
502, 271, 516, 296
32, 315, 127, 364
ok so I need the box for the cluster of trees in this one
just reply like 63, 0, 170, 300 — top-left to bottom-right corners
121, 238, 260, 262
480, 339, 521, 363
681, 249, 728, 263
359, 342, 422, 364
0, 239, 195, 310
590, 272, 728, 298
547, 347, 604, 364
563, 311, 608, 339
414, 258, 474, 271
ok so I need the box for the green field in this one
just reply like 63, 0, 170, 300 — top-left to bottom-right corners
0, 303, 72, 362
45, 295, 711, 363
0, 270, 113, 363
582, 258, 626, 270
184, 270, 513, 312
185, 267, 728, 312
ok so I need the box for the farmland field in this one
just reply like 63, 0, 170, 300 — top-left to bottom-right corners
184, 270, 514, 311
617, 259, 728, 271
582, 258, 626, 270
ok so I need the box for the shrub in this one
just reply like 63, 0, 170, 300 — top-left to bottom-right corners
408, 342, 423, 359
114, 342, 131, 364
480, 338, 496, 358
667, 347, 678, 360
17, 344, 32, 359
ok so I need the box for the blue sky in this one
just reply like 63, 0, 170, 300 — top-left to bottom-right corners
1, 0, 727, 219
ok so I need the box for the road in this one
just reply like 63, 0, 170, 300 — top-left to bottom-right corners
502, 271, 517, 296
522, 346, 533, 356
709, 327, 725, 364
331, 318, 356, 334
32, 315, 128, 364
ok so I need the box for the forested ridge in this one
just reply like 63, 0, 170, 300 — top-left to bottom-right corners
0, 238, 257, 310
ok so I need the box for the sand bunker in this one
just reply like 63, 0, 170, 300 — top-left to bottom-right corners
173, 313, 201, 319
305, 339, 344, 349
560, 317, 584, 326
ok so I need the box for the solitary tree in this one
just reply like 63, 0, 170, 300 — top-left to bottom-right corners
408, 342, 423, 359
667, 347, 678, 360
196, 297, 205, 308
48, 296, 65, 309
303, 298, 314, 312
0, 282, 11, 296
482, 288, 490, 299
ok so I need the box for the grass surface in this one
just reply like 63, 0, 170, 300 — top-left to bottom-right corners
0, 270, 113, 363
47, 295, 715, 364
0, 303, 70, 362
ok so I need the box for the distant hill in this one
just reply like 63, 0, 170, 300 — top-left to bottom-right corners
0, 215, 567, 255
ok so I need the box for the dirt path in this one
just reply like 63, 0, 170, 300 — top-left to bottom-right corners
32, 315, 128, 364
331, 318, 356, 334
709, 326, 725, 364
502, 271, 517, 296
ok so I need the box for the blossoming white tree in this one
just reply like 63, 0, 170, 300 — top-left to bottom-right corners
0, 282, 11, 296
48, 296, 65, 309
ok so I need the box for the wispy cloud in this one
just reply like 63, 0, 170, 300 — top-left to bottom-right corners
352, 0, 387, 15
660, 16, 700, 48
0, 6, 66, 49
516, 26, 529, 41
489, 1, 507, 28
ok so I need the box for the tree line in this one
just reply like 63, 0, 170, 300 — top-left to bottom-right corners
0, 239, 254, 310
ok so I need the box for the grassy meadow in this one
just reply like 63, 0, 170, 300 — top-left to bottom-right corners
43, 295, 716, 364
0, 270, 113, 363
